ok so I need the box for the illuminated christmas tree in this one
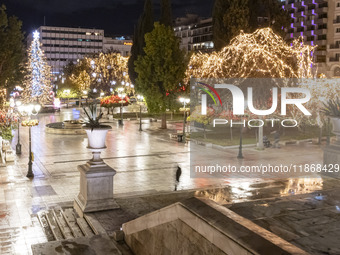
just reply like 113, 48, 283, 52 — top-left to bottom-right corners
22, 30, 52, 105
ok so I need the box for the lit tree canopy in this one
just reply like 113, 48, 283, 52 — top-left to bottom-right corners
69, 52, 132, 95
22, 31, 53, 105
186, 28, 315, 80
187, 28, 317, 127
90, 52, 131, 93
70, 70, 91, 92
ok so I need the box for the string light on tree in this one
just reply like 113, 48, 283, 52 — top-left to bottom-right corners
185, 28, 315, 81
22, 30, 53, 105
70, 52, 132, 94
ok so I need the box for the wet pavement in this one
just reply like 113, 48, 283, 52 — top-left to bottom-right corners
226, 182, 340, 255
0, 108, 338, 254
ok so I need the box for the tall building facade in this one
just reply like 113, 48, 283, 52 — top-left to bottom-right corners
31, 26, 104, 75
103, 36, 132, 56
174, 15, 213, 52
283, 0, 340, 77
30, 26, 134, 77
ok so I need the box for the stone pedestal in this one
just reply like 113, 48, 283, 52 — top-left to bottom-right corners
74, 156, 119, 217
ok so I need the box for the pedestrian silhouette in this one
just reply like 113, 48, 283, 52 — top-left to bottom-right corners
175, 166, 182, 191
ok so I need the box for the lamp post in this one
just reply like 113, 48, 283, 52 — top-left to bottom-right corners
83, 90, 88, 104
118, 88, 125, 126
64, 89, 70, 108
137, 95, 144, 131
237, 124, 244, 159
18, 103, 41, 178
15, 100, 22, 155
179, 97, 190, 117
179, 97, 190, 140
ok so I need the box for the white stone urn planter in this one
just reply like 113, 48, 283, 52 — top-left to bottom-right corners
83, 125, 111, 163
74, 124, 119, 216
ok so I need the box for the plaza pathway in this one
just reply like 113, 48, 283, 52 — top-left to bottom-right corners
0, 108, 334, 254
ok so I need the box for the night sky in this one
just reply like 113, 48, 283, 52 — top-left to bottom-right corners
1, 0, 214, 37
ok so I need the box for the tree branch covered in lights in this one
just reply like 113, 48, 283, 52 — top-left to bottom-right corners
186, 28, 320, 126
70, 52, 132, 95
22, 31, 53, 105
185, 28, 315, 81
70, 70, 91, 92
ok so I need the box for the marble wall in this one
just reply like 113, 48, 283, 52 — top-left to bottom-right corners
125, 219, 225, 255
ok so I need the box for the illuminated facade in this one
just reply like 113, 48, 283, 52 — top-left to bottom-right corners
283, 0, 340, 77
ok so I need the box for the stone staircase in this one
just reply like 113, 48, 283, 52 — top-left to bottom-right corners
33, 207, 132, 255
37, 208, 96, 241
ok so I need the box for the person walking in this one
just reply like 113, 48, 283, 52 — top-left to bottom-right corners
174, 166, 182, 191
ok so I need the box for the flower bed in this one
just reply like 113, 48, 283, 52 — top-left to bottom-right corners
100, 95, 130, 109
0, 110, 18, 140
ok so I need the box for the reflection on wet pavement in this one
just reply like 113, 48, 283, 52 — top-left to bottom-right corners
0, 108, 338, 254
196, 177, 340, 254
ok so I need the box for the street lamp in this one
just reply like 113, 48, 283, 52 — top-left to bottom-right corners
137, 95, 144, 131
17, 103, 41, 178
64, 89, 70, 108
15, 100, 22, 155
237, 118, 244, 159
179, 97, 190, 141
118, 97, 126, 125
179, 97, 190, 109
118, 88, 125, 126
82, 90, 88, 104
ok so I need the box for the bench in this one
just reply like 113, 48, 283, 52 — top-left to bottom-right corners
5, 150, 15, 162
169, 133, 184, 142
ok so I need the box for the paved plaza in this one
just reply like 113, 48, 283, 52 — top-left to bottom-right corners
0, 108, 338, 254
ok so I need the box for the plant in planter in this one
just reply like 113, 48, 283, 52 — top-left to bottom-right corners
74, 102, 118, 215
322, 98, 340, 118
82, 102, 112, 160
322, 98, 340, 139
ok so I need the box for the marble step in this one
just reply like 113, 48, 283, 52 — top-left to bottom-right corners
77, 217, 95, 237
52, 209, 74, 239
84, 213, 107, 235
37, 208, 100, 243
32, 234, 122, 255
45, 211, 64, 241
37, 211, 56, 242
61, 208, 84, 238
